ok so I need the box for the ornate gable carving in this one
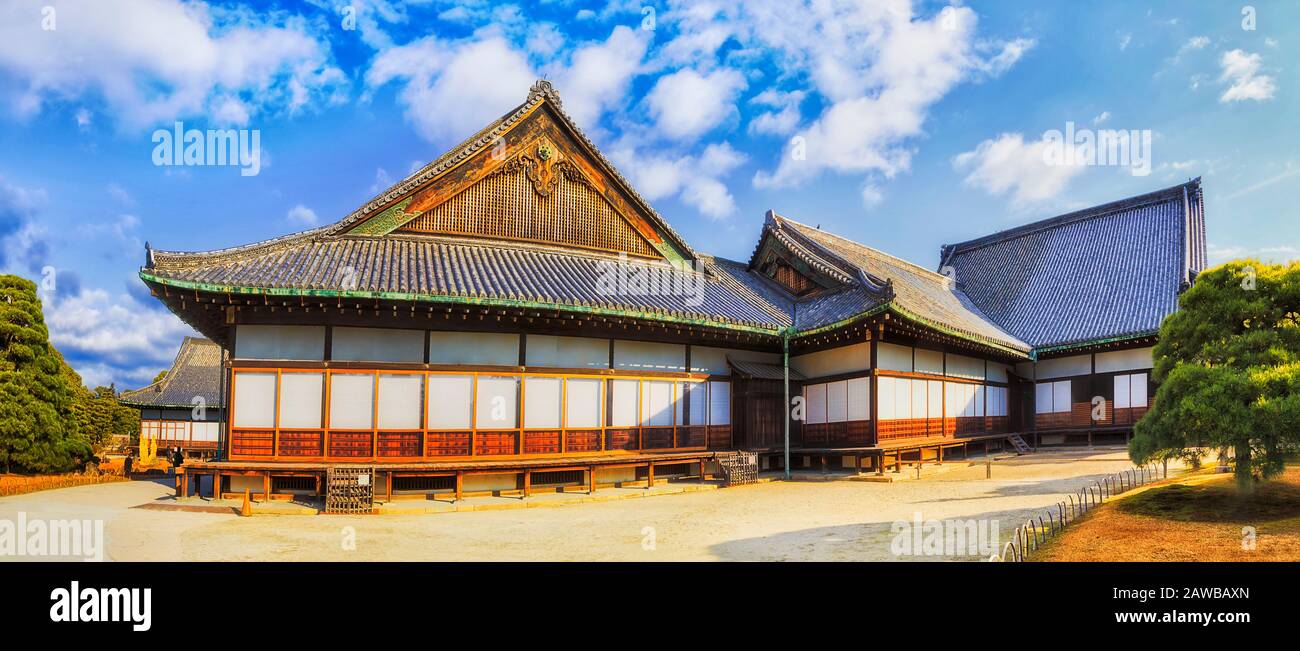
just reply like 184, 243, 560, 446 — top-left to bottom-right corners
349, 106, 673, 259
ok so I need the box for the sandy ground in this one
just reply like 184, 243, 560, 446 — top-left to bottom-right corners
0, 448, 1168, 562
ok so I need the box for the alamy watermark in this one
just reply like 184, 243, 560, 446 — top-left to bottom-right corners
152, 121, 261, 176
890, 512, 1000, 557
0, 512, 104, 561
596, 253, 706, 307
1042, 121, 1151, 177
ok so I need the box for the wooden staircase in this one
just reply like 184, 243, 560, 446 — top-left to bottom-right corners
1006, 434, 1032, 455
717, 451, 758, 486
325, 466, 375, 514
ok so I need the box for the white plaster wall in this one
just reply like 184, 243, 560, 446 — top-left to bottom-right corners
1095, 347, 1155, 373
876, 342, 913, 372
790, 342, 872, 378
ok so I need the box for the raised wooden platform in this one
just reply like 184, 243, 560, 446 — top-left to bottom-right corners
775, 432, 1020, 475
177, 450, 721, 502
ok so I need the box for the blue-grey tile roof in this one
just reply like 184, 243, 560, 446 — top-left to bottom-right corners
148, 234, 791, 331
939, 179, 1206, 350
120, 337, 224, 408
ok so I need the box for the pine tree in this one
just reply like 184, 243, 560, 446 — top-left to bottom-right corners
0, 275, 93, 473
1130, 260, 1300, 493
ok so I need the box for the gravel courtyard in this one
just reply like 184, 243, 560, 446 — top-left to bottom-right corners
0, 448, 1163, 562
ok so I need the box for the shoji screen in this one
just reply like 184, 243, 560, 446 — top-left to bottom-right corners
426, 375, 472, 429
609, 380, 639, 427
826, 381, 848, 423
564, 378, 602, 428
329, 374, 374, 429
641, 381, 674, 426
805, 383, 827, 424
232, 372, 277, 428
847, 378, 870, 421
377, 374, 423, 429
523, 377, 562, 429
475, 376, 519, 429
278, 372, 323, 428
687, 382, 708, 425
708, 381, 730, 425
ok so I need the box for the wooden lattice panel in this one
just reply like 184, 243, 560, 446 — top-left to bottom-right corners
325, 466, 374, 514
397, 166, 659, 257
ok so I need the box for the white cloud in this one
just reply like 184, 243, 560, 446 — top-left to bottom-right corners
952, 132, 1087, 205
609, 140, 747, 220
1091, 111, 1110, 126
545, 26, 650, 128
287, 204, 319, 226
1218, 49, 1276, 102
369, 167, 394, 194
46, 287, 196, 388
366, 35, 536, 144
1207, 244, 1299, 266
737, 3, 1033, 189
646, 67, 746, 140
748, 88, 806, 136
0, 0, 347, 129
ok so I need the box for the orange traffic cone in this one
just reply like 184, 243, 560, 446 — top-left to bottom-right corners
240, 489, 252, 517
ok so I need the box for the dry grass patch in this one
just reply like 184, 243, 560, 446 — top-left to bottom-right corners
0, 472, 128, 497
1033, 466, 1300, 562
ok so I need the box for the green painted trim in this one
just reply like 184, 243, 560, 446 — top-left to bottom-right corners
1031, 331, 1159, 357
791, 304, 890, 339
349, 197, 415, 236
140, 270, 782, 337
887, 304, 1032, 358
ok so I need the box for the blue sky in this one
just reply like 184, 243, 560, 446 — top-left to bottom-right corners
0, 0, 1295, 388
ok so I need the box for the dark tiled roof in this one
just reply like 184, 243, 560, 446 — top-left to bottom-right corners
769, 215, 1030, 352
729, 358, 807, 381
120, 337, 224, 408
146, 234, 790, 331
939, 179, 1206, 350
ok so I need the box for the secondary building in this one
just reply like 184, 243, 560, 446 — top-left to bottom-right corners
137, 80, 1206, 500
119, 336, 225, 458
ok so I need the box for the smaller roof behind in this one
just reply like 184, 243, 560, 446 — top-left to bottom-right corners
756, 213, 1031, 354
120, 337, 224, 409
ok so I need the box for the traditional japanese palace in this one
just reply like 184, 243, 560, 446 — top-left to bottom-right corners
119, 336, 224, 457
140, 81, 1206, 502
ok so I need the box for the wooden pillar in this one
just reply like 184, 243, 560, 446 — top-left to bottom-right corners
455, 471, 463, 501
937, 446, 943, 465
699, 459, 706, 483
820, 455, 828, 475
876, 452, 884, 476
213, 472, 221, 500
386, 472, 393, 502
588, 466, 596, 494
893, 453, 900, 473
854, 455, 862, 475
180, 472, 189, 498
523, 470, 531, 498
647, 463, 655, 488
262, 472, 270, 502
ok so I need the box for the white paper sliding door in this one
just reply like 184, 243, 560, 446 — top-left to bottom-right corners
278, 372, 323, 428
329, 374, 374, 429
564, 378, 602, 428
426, 375, 473, 429
233, 372, 277, 428
475, 376, 519, 429
377, 374, 423, 429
